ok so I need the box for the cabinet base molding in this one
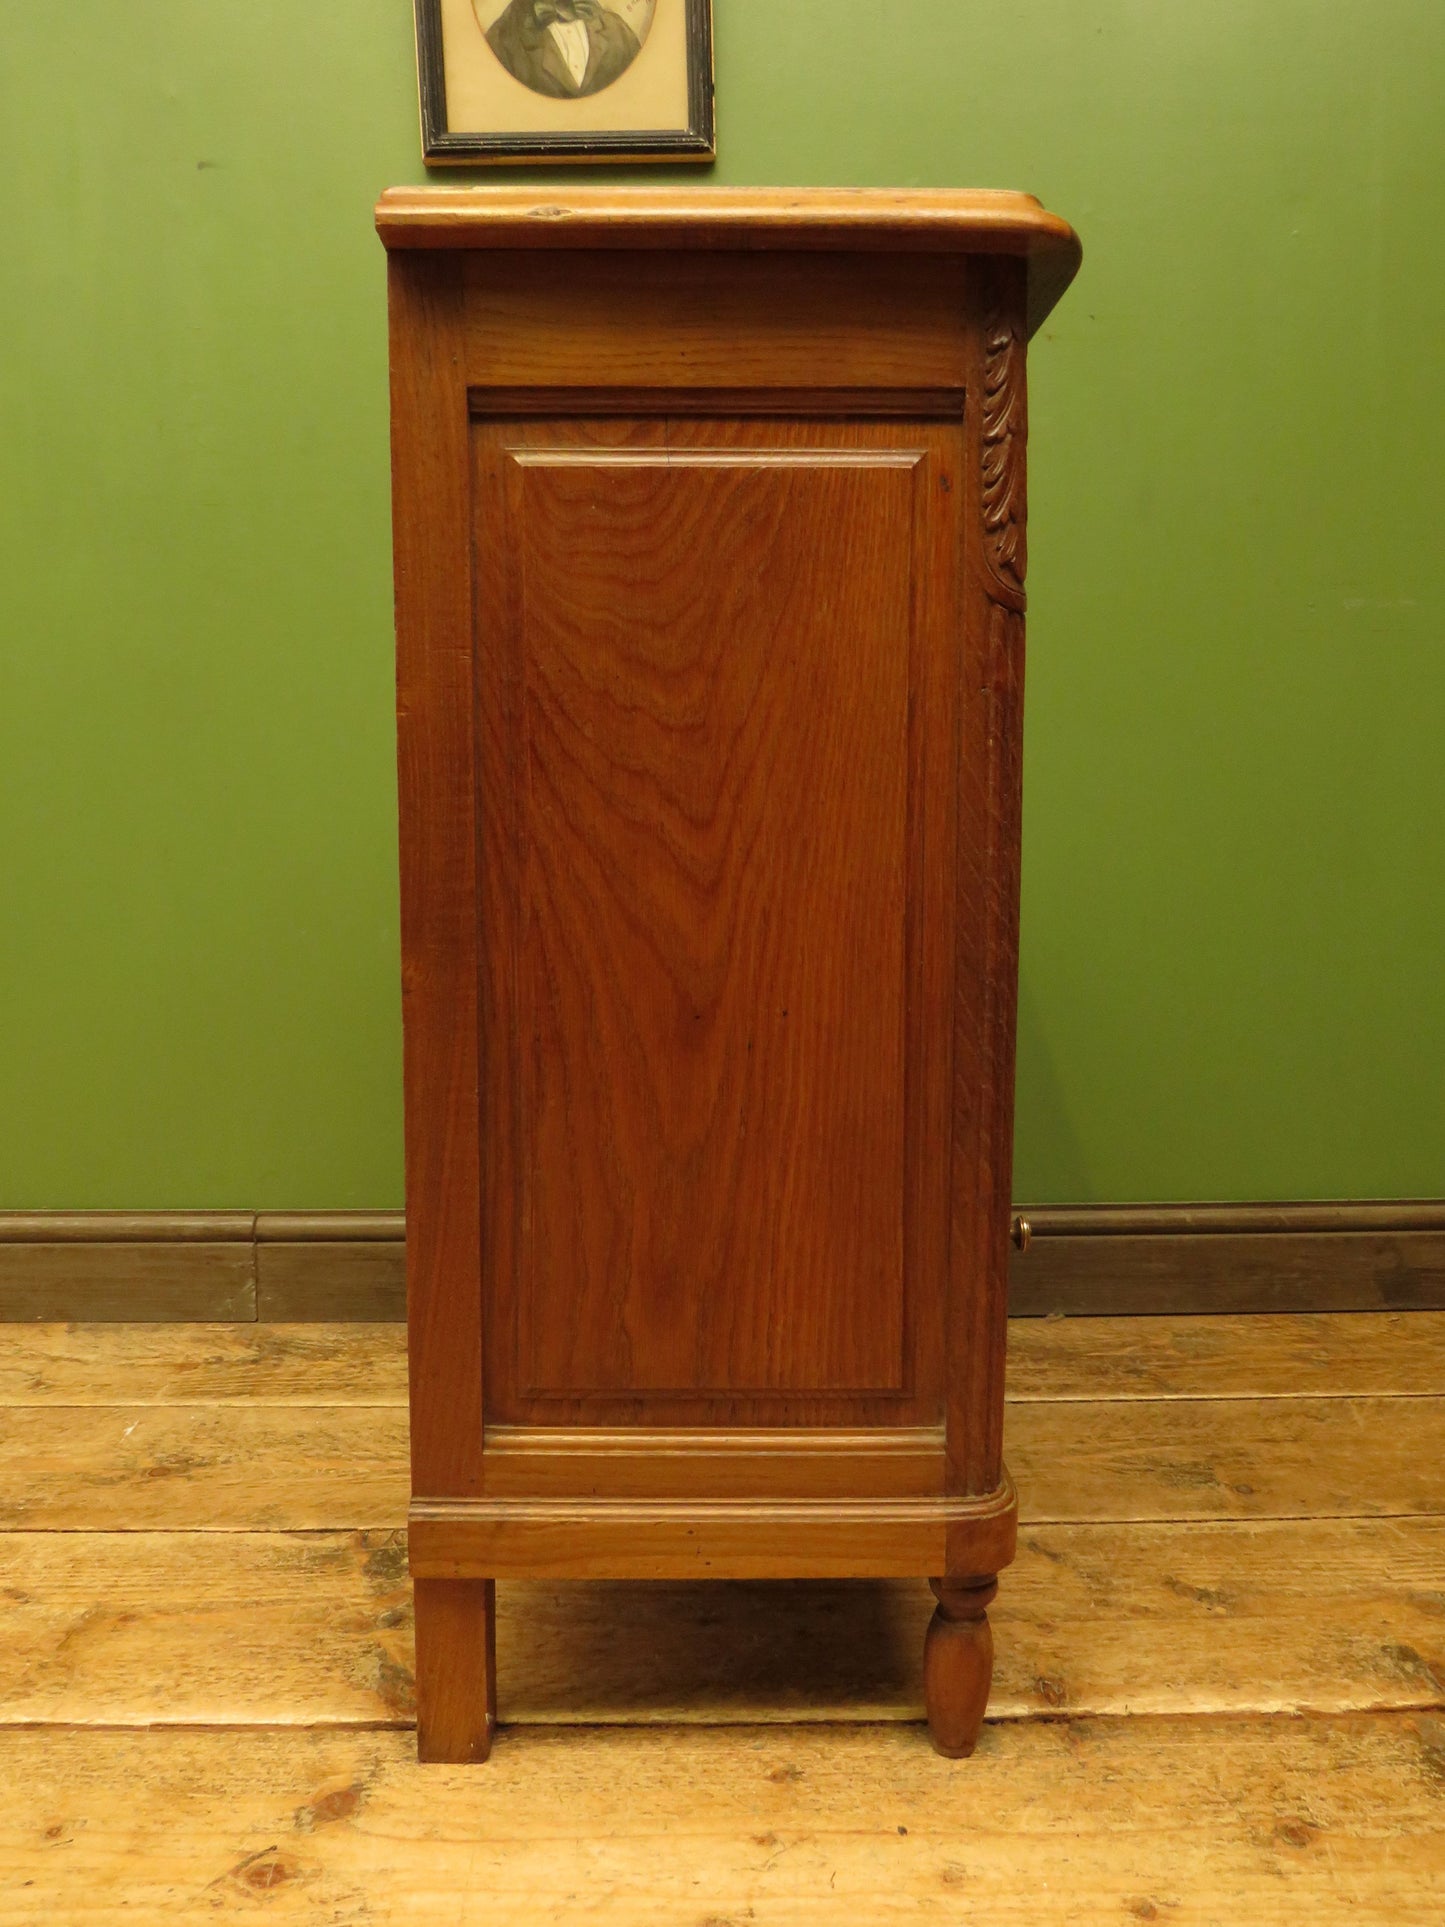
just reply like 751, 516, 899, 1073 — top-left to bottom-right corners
474, 1425, 948, 1498
409, 1476, 1019, 1583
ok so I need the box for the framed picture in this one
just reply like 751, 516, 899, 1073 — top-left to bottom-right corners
414, 0, 715, 165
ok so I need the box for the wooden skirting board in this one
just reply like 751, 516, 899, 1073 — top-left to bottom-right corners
0, 1212, 405, 1323
0, 1202, 1441, 1322
1010, 1200, 1445, 1316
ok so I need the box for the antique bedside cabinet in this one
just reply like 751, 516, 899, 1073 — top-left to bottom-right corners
376, 187, 1080, 1761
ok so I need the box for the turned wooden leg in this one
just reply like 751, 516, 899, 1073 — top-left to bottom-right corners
414, 1577, 497, 1763
923, 1575, 998, 1758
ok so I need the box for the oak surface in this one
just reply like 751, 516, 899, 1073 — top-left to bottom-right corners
374, 186, 1082, 335
475, 421, 937, 1407
383, 199, 1065, 1753
382, 207, 1073, 1755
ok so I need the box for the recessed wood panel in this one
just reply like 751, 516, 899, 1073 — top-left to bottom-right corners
473, 417, 950, 1404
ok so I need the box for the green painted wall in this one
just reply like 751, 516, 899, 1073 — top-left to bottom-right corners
1, 3, 1441, 1207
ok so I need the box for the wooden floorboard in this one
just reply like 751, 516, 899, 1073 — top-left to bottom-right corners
0, 1517, 1439, 1728
1007, 1309, 1445, 1400
0, 1322, 409, 1406
0, 1406, 411, 1529
3, 1312, 1443, 1406
4, 1717, 1442, 1924
1008, 1395, 1445, 1521
4, 1393, 1441, 1529
1, 1312, 1441, 1920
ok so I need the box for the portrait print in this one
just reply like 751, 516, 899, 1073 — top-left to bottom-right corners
478, 0, 656, 101
414, 0, 713, 163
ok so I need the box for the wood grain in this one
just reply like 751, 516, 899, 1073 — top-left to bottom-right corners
2, 1312, 1442, 1914
3, 1392, 1440, 1528
474, 419, 953, 1407
1008, 1395, 1445, 1521
408, 1485, 1017, 1581
413, 1576, 495, 1763
474, 1426, 949, 1498
4, 1313, 1440, 1407
254, 1241, 406, 1322
0, 1529, 415, 1726
458, 253, 972, 392
946, 261, 1029, 1500
375, 183, 1078, 249
8, 1208, 1441, 1325
5, 1717, 1442, 1923
0, 1323, 409, 1407
0, 1213, 405, 1324
1012, 1228, 1445, 1315
387, 250, 487, 1505
0, 1517, 1439, 1728
0, 1244, 254, 1322
375, 186, 1084, 336
1019, 1202, 1445, 1236
1008, 1309, 1445, 1401
922, 1576, 997, 1756
0, 1407, 410, 1529
0, 1213, 258, 1243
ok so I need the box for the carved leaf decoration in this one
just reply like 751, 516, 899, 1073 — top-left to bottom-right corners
981, 312, 1027, 596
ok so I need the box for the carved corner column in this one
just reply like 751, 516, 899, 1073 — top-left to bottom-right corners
977, 271, 1030, 1409
931, 261, 1031, 1757
948, 259, 1031, 1494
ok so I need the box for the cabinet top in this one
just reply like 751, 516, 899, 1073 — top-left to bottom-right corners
375, 187, 1080, 332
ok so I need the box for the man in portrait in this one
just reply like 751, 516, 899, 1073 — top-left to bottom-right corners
485, 0, 641, 99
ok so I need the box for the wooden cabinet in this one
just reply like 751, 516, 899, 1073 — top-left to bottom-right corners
377, 187, 1080, 1761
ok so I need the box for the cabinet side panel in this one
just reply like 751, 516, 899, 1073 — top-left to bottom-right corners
390, 255, 486, 1499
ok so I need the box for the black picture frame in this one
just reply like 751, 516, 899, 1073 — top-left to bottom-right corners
414, 0, 715, 165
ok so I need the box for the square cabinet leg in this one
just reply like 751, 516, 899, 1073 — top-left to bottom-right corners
414, 1577, 497, 1763
923, 1575, 998, 1758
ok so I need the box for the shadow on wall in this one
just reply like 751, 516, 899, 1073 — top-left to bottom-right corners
1013, 975, 1094, 1204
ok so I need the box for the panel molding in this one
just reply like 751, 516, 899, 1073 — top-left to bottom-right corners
474, 1425, 947, 1498
468, 386, 967, 419
1, 1204, 1441, 1322
507, 447, 928, 468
